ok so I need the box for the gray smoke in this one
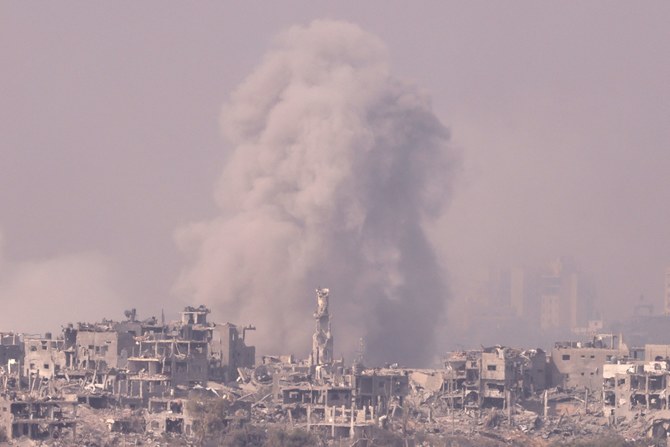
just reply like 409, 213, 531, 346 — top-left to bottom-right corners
176, 20, 456, 366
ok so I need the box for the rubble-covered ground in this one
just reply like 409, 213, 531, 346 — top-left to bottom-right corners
4, 395, 668, 447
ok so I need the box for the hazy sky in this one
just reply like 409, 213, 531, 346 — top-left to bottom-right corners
1, 2, 669, 350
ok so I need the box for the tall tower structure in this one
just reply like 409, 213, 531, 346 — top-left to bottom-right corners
664, 267, 670, 316
311, 287, 333, 366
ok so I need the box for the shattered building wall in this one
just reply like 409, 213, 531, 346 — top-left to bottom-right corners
145, 397, 193, 437
645, 344, 670, 362
210, 323, 255, 382
0, 395, 77, 441
310, 288, 333, 368
73, 328, 134, 371
353, 370, 409, 414
549, 335, 626, 392
23, 335, 66, 378
522, 348, 547, 393
603, 361, 670, 417
0, 333, 22, 374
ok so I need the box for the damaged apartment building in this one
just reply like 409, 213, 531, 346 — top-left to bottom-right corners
602, 344, 670, 422
0, 304, 255, 442
442, 347, 547, 411
239, 288, 410, 439
10, 287, 670, 445
549, 333, 628, 393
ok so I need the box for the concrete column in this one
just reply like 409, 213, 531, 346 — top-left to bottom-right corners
646, 375, 650, 410
350, 399, 355, 438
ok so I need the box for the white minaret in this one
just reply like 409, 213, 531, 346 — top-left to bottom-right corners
311, 287, 334, 366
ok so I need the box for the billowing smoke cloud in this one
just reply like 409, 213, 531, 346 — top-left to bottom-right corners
176, 20, 455, 365
0, 229, 129, 333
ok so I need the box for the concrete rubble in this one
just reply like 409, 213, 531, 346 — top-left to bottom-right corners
2, 290, 670, 445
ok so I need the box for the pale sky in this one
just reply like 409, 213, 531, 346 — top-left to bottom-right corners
1, 2, 669, 347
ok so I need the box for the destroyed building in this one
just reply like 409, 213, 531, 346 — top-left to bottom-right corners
442, 346, 548, 412
209, 322, 256, 382
23, 334, 66, 379
0, 303, 256, 442
549, 333, 627, 392
6, 290, 670, 445
65, 322, 135, 371
0, 395, 77, 441
603, 358, 670, 416
310, 287, 334, 368
0, 333, 22, 376
238, 288, 410, 440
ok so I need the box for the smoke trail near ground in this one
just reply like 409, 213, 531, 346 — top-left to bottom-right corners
176, 20, 456, 365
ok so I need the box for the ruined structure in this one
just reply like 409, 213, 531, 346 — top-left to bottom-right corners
0, 396, 77, 441
310, 287, 333, 368
23, 334, 65, 379
5, 291, 670, 445
549, 334, 627, 392
603, 360, 670, 415
442, 347, 548, 412
0, 304, 256, 442
0, 333, 22, 376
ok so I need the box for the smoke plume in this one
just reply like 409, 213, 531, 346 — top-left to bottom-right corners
176, 20, 455, 365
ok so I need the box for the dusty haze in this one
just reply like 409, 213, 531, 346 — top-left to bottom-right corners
1, 2, 669, 359
176, 21, 454, 365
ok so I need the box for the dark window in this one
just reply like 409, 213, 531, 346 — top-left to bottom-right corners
562, 354, 571, 361
487, 365, 497, 371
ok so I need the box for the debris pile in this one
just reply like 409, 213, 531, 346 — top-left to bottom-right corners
1, 289, 670, 445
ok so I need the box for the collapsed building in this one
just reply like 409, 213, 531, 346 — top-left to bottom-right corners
442, 347, 547, 411
603, 359, 670, 416
243, 288, 410, 439
0, 395, 77, 441
0, 333, 22, 376
549, 333, 628, 393
0, 304, 256, 442
5, 290, 670, 445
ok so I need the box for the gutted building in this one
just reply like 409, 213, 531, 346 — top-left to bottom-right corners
23, 335, 66, 379
549, 334, 627, 392
0, 395, 77, 441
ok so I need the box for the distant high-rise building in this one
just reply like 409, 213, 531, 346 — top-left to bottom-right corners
664, 267, 670, 316
510, 268, 525, 317
538, 258, 595, 331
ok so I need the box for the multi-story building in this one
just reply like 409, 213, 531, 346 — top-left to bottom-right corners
664, 267, 670, 316
443, 346, 548, 411
23, 334, 66, 379
0, 395, 77, 440
549, 334, 627, 392
0, 333, 22, 375
539, 258, 596, 332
